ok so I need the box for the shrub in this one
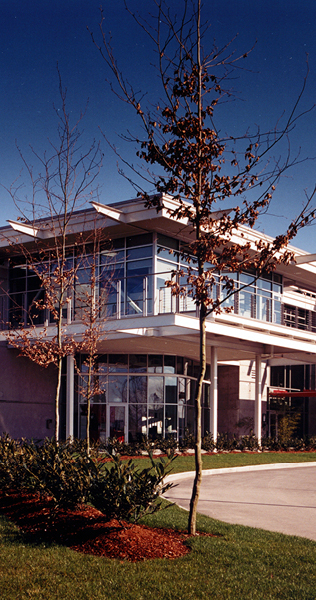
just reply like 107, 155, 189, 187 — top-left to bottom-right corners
202, 432, 216, 452
278, 414, 301, 448
23, 439, 94, 510
0, 434, 21, 489
90, 452, 175, 522
0, 435, 36, 490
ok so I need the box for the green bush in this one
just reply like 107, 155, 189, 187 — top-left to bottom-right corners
90, 452, 175, 522
202, 432, 216, 451
22, 439, 94, 510
0, 435, 36, 490
0, 434, 21, 489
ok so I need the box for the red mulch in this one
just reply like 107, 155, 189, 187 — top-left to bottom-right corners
0, 489, 204, 562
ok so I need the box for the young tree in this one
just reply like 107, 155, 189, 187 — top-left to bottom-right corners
92, 0, 316, 533
75, 231, 110, 455
4, 73, 103, 441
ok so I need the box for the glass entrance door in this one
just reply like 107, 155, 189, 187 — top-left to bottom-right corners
107, 404, 127, 442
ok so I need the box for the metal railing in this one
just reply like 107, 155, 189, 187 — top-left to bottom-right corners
0, 273, 314, 332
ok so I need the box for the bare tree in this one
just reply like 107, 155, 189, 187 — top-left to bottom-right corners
4, 72, 103, 441
91, 0, 316, 533
74, 230, 111, 455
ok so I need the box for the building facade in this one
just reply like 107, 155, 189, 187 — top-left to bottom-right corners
1, 195, 316, 442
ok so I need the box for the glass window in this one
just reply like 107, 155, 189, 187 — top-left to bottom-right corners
108, 376, 127, 403
165, 404, 177, 437
101, 248, 125, 265
257, 278, 272, 291
94, 376, 107, 403
157, 234, 178, 251
126, 259, 152, 315
148, 373, 164, 438
257, 290, 271, 322
156, 259, 176, 275
220, 273, 237, 311
127, 246, 152, 261
109, 405, 126, 440
270, 366, 285, 387
80, 404, 107, 443
164, 355, 176, 374
96, 356, 108, 373
148, 404, 163, 438
129, 404, 147, 442
27, 289, 46, 325
129, 376, 147, 403
100, 263, 124, 319
240, 272, 256, 286
176, 356, 184, 375
78, 374, 107, 404
148, 376, 164, 404
109, 354, 128, 372
129, 354, 147, 372
127, 233, 152, 247
157, 247, 178, 262
273, 297, 282, 324
148, 355, 163, 373
239, 288, 255, 318
165, 376, 177, 403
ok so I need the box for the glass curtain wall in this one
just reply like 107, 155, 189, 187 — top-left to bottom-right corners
100, 234, 153, 318
8, 233, 284, 327
76, 353, 211, 443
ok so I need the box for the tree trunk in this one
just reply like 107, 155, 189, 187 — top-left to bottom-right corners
54, 355, 62, 441
188, 304, 206, 535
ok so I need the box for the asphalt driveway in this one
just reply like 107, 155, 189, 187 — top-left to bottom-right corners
164, 463, 316, 541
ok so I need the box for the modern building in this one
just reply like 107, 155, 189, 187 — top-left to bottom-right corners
1, 194, 316, 443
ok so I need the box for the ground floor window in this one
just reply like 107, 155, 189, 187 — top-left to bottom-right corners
75, 353, 211, 443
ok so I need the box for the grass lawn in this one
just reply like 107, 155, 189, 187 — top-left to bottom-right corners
135, 450, 316, 473
1, 502, 316, 600
1, 452, 316, 600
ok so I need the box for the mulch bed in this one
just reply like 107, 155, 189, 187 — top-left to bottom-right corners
0, 489, 211, 562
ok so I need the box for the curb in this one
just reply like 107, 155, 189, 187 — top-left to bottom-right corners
164, 461, 316, 483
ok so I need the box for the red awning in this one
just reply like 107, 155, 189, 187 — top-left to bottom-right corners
269, 389, 316, 398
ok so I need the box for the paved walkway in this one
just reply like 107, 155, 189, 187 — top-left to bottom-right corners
164, 463, 316, 541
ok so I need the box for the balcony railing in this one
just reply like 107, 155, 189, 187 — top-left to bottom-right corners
1, 272, 315, 334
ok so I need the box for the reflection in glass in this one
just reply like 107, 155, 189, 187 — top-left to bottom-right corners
148, 355, 163, 373
108, 376, 127, 402
100, 263, 124, 318
129, 404, 147, 442
109, 354, 128, 372
109, 405, 125, 441
165, 376, 177, 403
129, 375, 147, 403
129, 354, 147, 373
148, 404, 163, 438
148, 376, 163, 405
79, 404, 107, 443
165, 404, 177, 437
126, 259, 152, 315
164, 355, 176, 373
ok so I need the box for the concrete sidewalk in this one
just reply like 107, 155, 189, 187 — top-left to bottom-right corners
164, 463, 316, 541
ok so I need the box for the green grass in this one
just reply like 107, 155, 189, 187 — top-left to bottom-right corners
1, 501, 316, 600
133, 450, 316, 473
1, 452, 316, 599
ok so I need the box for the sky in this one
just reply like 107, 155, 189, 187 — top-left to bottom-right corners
1, 0, 316, 251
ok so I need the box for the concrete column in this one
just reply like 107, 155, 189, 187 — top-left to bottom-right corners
210, 346, 218, 443
66, 354, 75, 439
254, 354, 262, 445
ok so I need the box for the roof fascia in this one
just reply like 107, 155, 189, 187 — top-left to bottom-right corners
8, 220, 51, 239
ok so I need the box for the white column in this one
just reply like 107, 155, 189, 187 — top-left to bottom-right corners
254, 354, 262, 445
210, 346, 218, 443
66, 354, 75, 439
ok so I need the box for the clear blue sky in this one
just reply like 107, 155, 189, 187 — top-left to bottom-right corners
1, 0, 316, 251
